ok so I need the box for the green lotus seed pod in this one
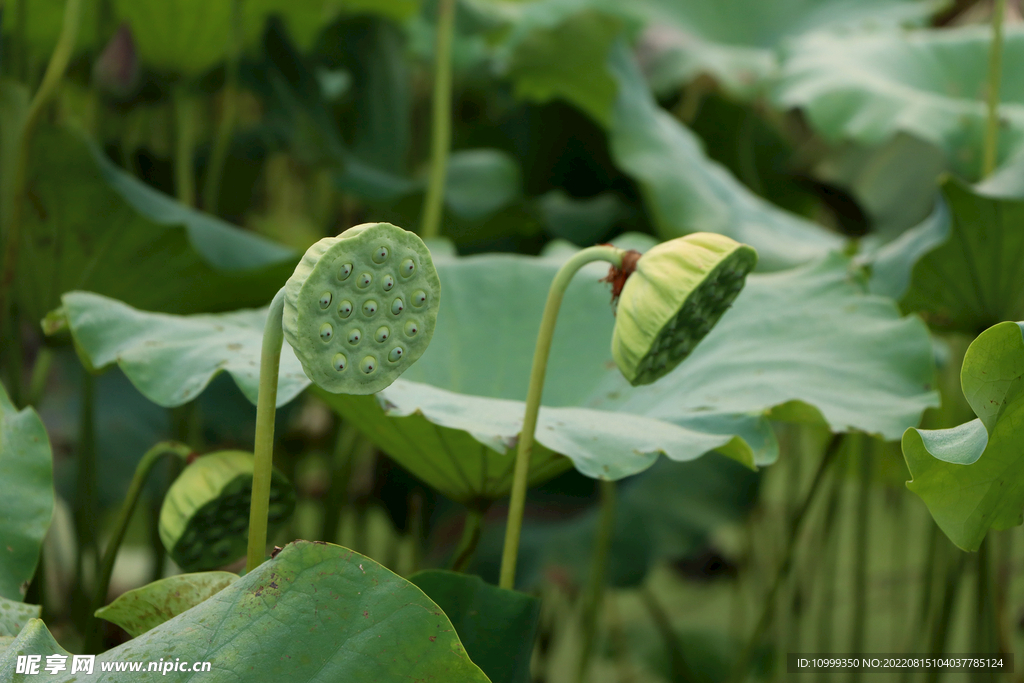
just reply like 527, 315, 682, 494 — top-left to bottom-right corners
283, 222, 441, 394
611, 233, 756, 386
159, 451, 295, 571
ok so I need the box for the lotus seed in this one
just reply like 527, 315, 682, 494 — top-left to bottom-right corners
382, 275, 395, 291
337, 300, 353, 318
319, 323, 333, 342
363, 300, 378, 316
319, 291, 332, 309
333, 353, 347, 371
404, 321, 419, 337
391, 298, 405, 315
400, 258, 415, 277
412, 290, 427, 307
360, 356, 377, 374
375, 326, 390, 343
358, 273, 372, 288
338, 263, 353, 280
348, 329, 361, 345
372, 246, 389, 263
388, 347, 404, 363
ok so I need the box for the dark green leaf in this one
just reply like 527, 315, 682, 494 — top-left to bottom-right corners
410, 570, 539, 683
95, 572, 238, 637
0, 596, 39, 637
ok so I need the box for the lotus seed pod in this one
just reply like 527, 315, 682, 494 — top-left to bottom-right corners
611, 233, 757, 386
282, 222, 441, 394
159, 451, 295, 571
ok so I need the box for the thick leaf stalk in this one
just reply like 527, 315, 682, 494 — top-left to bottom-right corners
420, 0, 456, 239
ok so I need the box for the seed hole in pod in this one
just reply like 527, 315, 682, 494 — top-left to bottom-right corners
372, 246, 389, 263
319, 323, 333, 342
348, 329, 362, 345
412, 290, 427, 307
333, 353, 347, 371
360, 356, 377, 374
382, 275, 395, 291
363, 300, 378, 316
404, 321, 419, 337
338, 263, 353, 280
357, 273, 372, 288
375, 326, 390, 343
319, 291, 332, 309
391, 298, 405, 315
400, 258, 415, 277
337, 300, 353, 318
388, 347, 404, 363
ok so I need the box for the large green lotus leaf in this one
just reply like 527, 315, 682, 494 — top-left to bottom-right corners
0, 619, 69, 677
775, 26, 1024, 179
605, 40, 843, 270
0, 0, 99, 58
0, 596, 39, 637
17, 126, 297, 323
57, 249, 936, 501
95, 572, 238, 638
904, 322, 1024, 551
0, 383, 54, 601
1, 541, 489, 682
894, 177, 1024, 334
410, 570, 540, 683
55, 291, 309, 408
501, 20, 842, 269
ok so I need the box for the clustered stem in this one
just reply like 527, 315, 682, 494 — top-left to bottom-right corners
498, 245, 625, 590
245, 287, 286, 573
419, 0, 456, 240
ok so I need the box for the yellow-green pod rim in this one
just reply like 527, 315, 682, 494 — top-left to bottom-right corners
611, 233, 757, 386
283, 222, 441, 394
158, 451, 295, 571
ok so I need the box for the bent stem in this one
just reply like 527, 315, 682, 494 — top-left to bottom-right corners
982, 0, 1006, 178
450, 504, 488, 573
576, 478, 617, 683
419, 0, 455, 240
85, 441, 192, 653
245, 288, 286, 573
499, 245, 625, 590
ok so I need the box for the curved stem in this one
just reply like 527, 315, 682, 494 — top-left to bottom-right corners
419, 0, 455, 240
245, 287, 286, 573
86, 441, 192, 653
202, 0, 243, 214
0, 0, 83, 356
576, 478, 617, 683
982, 0, 1006, 178
450, 504, 487, 573
498, 245, 625, 590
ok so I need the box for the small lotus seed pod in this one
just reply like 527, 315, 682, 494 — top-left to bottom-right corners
333, 353, 347, 371
388, 347, 404, 362
611, 233, 756, 386
375, 326, 390, 343
282, 222, 441, 394
412, 291, 427, 307
318, 292, 332, 309
404, 321, 419, 337
159, 451, 295, 571
319, 323, 333, 341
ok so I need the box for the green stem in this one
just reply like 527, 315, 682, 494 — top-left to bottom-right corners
730, 433, 843, 683
450, 505, 486, 573
71, 370, 97, 632
245, 288, 286, 573
498, 245, 625, 590
925, 549, 968, 683
85, 441, 192, 653
640, 586, 695, 683
576, 479, 617, 683
172, 85, 197, 207
26, 346, 53, 407
850, 436, 871, 683
202, 0, 243, 214
0, 0, 83, 369
320, 421, 359, 544
419, 0, 455, 240
982, 0, 1006, 178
